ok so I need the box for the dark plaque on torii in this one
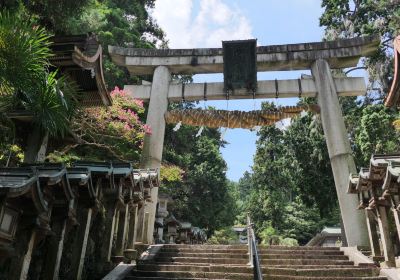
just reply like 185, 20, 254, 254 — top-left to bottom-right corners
223, 39, 257, 94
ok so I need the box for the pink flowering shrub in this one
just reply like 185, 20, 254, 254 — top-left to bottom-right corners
67, 87, 150, 162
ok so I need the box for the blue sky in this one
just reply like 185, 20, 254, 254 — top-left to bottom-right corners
153, 0, 325, 181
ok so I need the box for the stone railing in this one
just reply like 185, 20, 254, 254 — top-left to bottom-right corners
0, 161, 159, 280
348, 154, 400, 267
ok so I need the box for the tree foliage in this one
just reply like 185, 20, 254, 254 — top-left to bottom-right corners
0, 10, 78, 165
162, 104, 237, 235
320, 0, 400, 95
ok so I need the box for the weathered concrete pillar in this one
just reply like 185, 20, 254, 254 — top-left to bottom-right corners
42, 220, 67, 280
135, 203, 146, 244
140, 66, 171, 244
67, 208, 92, 280
124, 204, 138, 261
377, 206, 396, 267
113, 204, 129, 261
142, 212, 150, 244
18, 230, 37, 280
391, 208, 400, 245
126, 204, 138, 248
311, 59, 368, 247
365, 209, 381, 256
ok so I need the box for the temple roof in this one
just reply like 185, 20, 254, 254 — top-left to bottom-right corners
0, 168, 38, 196
51, 34, 112, 106
0, 162, 159, 200
347, 154, 400, 209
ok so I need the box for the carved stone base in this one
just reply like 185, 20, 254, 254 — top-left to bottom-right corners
123, 249, 138, 260
111, 255, 125, 264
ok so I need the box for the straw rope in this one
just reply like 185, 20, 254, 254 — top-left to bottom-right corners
165, 105, 319, 129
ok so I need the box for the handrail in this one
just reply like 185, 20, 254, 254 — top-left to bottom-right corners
247, 214, 263, 280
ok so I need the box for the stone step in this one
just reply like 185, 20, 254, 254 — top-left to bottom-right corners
137, 264, 378, 276
154, 257, 248, 264
126, 278, 225, 280
264, 267, 379, 277
261, 249, 344, 255
161, 245, 341, 251
261, 259, 355, 266
137, 264, 252, 273
263, 245, 341, 251
160, 248, 343, 255
128, 245, 386, 280
130, 270, 385, 280
130, 270, 253, 280
140, 262, 358, 269
156, 252, 347, 260
266, 277, 386, 280
161, 245, 247, 250
156, 252, 250, 259
262, 253, 348, 260
160, 248, 249, 254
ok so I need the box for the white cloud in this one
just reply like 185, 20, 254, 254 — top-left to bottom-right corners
153, 0, 253, 48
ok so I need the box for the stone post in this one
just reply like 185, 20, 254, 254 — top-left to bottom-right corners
67, 208, 92, 280
311, 59, 368, 247
140, 66, 171, 244
135, 203, 146, 244
377, 206, 396, 267
142, 212, 150, 244
365, 209, 381, 257
42, 220, 67, 280
124, 204, 138, 261
113, 204, 129, 262
18, 230, 37, 280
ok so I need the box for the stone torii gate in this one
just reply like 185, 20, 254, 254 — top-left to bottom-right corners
109, 35, 380, 247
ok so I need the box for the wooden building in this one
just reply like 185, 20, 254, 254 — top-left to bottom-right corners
348, 154, 400, 267
0, 162, 159, 279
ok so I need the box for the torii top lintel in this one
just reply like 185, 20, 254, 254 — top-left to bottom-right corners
108, 35, 379, 76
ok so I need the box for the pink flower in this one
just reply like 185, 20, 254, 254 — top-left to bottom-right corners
124, 123, 130, 130
134, 99, 144, 107
111, 86, 127, 98
143, 124, 152, 135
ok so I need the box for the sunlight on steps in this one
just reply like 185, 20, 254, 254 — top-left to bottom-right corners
125, 244, 387, 280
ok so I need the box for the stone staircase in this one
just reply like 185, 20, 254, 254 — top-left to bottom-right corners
125, 244, 387, 280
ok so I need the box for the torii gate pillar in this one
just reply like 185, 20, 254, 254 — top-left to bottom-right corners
311, 59, 368, 247
140, 66, 171, 244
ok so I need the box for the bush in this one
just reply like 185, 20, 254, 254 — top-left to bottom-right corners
207, 227, 238, 245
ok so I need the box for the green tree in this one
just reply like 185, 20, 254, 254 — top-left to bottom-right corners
0, 11, 77, 163
320, 0, 400, 96
162, 104, 237, 235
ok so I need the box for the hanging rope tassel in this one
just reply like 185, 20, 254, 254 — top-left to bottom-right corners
173, 121, 182, 131
195, 126, 204, 137
220, 127, 228, 141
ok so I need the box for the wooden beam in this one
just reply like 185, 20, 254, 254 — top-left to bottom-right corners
109, 35, 379, 75
124, 77, 366, 102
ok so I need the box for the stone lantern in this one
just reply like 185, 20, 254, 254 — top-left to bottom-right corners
178, 222, 192, 244
155, 193, 172, 243
165, 214, 180, 244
